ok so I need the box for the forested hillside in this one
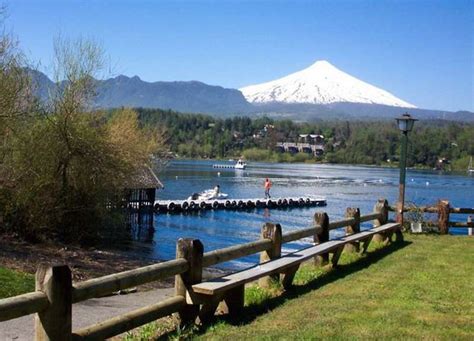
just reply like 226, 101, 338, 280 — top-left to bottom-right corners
137, 108, 474, 171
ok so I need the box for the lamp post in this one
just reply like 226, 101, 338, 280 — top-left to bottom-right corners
395, 113, 417, 241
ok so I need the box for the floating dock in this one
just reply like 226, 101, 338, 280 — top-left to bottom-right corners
212, 164, 240, 169
154, 196, 326, 213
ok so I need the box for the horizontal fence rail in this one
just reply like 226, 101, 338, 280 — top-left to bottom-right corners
360, 212, 383, 223
424, 221, 474, 228
1, 197, 467, 340
202, 239, 273, 267
388, 201, 474, 234
281, 225, 321, 243
72, 296, 186, 340
329, 217, 357, 230
388, 205, 474, 215
73, 258, 189, 303
0, 291, 49, 322
449, 221, 474, 228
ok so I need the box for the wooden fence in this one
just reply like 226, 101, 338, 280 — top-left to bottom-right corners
0, 198, 468, 339
388, 199, 474, 235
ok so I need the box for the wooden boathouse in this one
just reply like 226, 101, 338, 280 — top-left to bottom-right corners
125, 166, 163, 212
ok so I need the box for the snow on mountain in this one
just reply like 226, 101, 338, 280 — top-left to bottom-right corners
240, 60, 416, 108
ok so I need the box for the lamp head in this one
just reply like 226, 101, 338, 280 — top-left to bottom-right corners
396, 113, 417, 133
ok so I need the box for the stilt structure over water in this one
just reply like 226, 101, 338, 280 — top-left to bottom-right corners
154, 196, 326, 213
125, 166, 164, 212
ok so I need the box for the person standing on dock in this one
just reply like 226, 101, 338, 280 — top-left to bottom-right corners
264, 178, 272, 199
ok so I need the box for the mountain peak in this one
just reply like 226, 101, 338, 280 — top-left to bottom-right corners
309, 59, 332, 68
240, 61, 416, 108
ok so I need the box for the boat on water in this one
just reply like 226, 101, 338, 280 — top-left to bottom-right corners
235, 159, 246, 169
468, 157, 474, 174
213, 159, 247, 170
188, 188, 228, 201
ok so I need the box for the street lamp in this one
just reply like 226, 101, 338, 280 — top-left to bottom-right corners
395, 113, 417, 240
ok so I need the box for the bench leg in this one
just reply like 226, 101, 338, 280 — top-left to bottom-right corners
219, 285, 245, 316
344, 240, 360, 253
178, 303, 200, 326
331, 246, 344, 268
197, 295, 223, 325
372, 233, 386, 243
281, 264, 300, 290
385, 231, 395, 245
361, 236, 373, 254
314, 252, 329, 266
395, 229, 404, 242
259, 273, 279, 288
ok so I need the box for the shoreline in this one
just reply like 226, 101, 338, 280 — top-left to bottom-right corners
0, 234, 224, 293
167, 156, 469, 174
0, 235, 166, 284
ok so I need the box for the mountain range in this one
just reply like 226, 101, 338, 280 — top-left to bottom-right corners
29, 62, 473, 122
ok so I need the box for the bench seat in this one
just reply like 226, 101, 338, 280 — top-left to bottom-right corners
192, 222, 399, 296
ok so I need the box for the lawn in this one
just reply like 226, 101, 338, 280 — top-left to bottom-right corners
125, 234, 473, 340
0, 267, 34, 299
1, 234, 472, 339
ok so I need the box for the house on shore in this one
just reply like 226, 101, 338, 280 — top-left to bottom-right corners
276, 134, 325, 157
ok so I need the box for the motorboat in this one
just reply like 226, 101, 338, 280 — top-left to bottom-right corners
235, 159, 247, 169
187, 189, 228, 201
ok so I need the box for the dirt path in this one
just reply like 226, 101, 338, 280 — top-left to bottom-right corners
0, 287, 175, 340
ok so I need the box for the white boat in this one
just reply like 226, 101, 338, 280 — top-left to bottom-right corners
468, 157, 474, 174
187, 189, 228, 201
235, 159, 247, 169
213, 159, 247, 170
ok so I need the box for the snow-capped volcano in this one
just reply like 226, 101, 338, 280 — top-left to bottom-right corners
240, 60, 416, 108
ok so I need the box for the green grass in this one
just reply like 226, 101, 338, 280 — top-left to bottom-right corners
126, 234, 473, 340
195, 235, 474, 340
0, 267, 35, 299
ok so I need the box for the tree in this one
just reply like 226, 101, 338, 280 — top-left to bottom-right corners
1, 36, 163, 243
0, 9, 34, 170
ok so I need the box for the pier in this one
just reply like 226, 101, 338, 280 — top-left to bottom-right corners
154, 196, 326, 213
212, 164, 240, 169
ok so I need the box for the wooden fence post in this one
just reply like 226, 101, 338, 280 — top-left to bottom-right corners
468, 216, 473, 236
344, 208, 360, 252
373, 199, 389, 243
35, 264, 72, 341
259, 223, 282, 288
314, 212, 329, 266
175, 238, 203, 325
437, 200, 450, 235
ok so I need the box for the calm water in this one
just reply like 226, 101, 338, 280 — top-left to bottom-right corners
132, 160, 474, 269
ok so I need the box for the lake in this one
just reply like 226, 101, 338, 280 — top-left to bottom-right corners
131, 160, 474, 269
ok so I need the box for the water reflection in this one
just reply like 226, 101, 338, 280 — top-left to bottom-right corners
128, 212, 154, 243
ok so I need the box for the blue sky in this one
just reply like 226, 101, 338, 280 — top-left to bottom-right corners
7, 0, 473, 111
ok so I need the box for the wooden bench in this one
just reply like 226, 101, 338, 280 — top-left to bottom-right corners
189, 222, 400, 319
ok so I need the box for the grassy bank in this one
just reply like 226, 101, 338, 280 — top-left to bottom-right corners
125, 234, 473, 340
0, 267, 34, 299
